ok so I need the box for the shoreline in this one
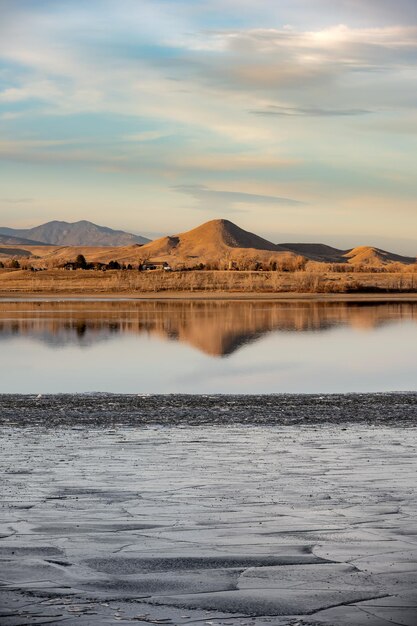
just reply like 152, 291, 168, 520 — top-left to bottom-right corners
2, 392, 417, 425
1, 290, 417, 301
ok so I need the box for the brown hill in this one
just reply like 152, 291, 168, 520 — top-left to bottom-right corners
0, 244, 116, 265
0, 247, 32, 258
343, 246, 416, 267
126, 219, 296, 267
140, 219, 279, 254
280, 243, 416, 266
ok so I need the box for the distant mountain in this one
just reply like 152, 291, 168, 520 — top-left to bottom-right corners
0, 220, 150, 247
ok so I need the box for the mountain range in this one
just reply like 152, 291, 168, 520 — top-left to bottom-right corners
0, 220, 150, 247
0, 218, 415, 268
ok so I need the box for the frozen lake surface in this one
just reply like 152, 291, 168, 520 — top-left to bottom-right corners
1, 394, 417, 625
1, 299, 417, 393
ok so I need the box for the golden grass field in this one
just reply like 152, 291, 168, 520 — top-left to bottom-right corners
1, 267, 417, 297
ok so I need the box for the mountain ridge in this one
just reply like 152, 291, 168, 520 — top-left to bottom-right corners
0, 220, 150, 247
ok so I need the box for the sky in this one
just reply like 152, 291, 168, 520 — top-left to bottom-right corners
0, 0, 416, 253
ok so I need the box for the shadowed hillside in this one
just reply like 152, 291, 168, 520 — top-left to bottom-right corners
280, 243, 348, 263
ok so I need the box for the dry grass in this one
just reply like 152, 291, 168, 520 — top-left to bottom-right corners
1, 268, 417, 295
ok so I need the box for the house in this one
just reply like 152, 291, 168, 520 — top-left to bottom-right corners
140, 261, 172, 271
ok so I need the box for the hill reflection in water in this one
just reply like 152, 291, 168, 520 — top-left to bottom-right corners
0, 300, 416, 357
1, 300, 417, 393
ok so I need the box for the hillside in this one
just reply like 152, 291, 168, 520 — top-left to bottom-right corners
131, 218, 295, 266
279, 243, 416, 266
344, 246, 416, 267
279, 243, 348, 263
0, 220, 150, 247
0, 247, 32, 258
0, 233, 48, 246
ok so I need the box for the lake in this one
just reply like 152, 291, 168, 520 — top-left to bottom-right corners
1, 299, 416, 394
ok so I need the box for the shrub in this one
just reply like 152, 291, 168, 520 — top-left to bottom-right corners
75, 254, 87, 269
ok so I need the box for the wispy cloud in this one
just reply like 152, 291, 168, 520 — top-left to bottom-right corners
174, 154, 300, 171
250, 105, 372, 117
0, 197, 33, 204
0, 139, 129, 169
124, 131, 170, 142
173, 184, 304, 211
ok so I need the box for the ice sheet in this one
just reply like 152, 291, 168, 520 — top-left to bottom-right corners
1, 394, 416, 625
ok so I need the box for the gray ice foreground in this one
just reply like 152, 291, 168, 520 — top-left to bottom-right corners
1, 395, 417, 625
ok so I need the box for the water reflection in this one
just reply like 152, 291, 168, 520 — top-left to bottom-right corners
1, 300, 417, 393
0, 300, 416, 356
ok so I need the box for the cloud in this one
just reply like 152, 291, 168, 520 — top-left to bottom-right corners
124, 131, 170, 142
164, 25, 417, 106
311, 0, 417, 24
0, 197, 33, 204
173, 184, 304, 211
2, 8, 417, 119
250, 105, 372, 117
0, 139, 130, 170
174, 154, 299, 171
0, 139, 81, 150
237, 25, 415, 74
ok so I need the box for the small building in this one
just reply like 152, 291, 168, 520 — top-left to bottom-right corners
140, 261, 172, 271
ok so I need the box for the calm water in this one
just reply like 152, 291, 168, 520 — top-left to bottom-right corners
1, 299, 416, 394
